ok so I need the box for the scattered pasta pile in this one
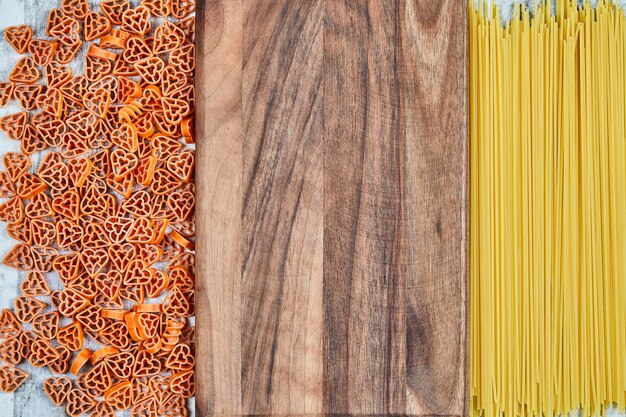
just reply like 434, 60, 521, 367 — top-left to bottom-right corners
470, 1, 626, 417
0, 0, 196, 415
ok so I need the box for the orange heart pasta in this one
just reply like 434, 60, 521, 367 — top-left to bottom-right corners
0, 1, 195, 413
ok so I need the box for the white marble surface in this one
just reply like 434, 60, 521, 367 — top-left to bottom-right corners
478, 0, 626, 22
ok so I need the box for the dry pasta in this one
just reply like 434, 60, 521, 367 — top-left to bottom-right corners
470, 1, 626, 417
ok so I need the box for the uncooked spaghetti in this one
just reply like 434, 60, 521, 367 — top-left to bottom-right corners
470, 1, 626, 417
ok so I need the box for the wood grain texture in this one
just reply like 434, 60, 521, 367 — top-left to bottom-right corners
196, 1, 243, 415
323, 1, 467, 415
195, 1, 467, 416
241, 0, 324, 414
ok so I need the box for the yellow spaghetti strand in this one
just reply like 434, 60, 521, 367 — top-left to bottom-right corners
469, 1, 626, 417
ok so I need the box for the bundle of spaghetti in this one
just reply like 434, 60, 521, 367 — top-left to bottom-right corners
470, 1, 626, 417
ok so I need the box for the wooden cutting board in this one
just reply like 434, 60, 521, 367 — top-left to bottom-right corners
194, 1, 468, 416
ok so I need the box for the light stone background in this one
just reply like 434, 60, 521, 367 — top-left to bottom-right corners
0, 0, 624, 416
0, 1, 196, 416
486, 0, 626, 22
